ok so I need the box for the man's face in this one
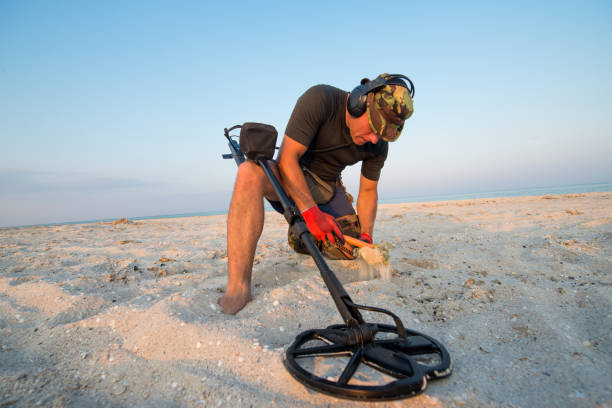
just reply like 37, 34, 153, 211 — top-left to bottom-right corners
350, 112, 379, 145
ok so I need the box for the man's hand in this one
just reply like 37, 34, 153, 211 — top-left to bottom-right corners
302, 206, 344, 243
359, 233, 373, 244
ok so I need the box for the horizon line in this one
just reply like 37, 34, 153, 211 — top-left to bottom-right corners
2, 181, 610, 230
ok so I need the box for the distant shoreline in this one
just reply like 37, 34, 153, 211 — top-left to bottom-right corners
3, 181, 611, 229
380, 181, 612, 205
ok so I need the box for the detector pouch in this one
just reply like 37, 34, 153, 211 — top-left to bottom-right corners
239, 122, 278, 162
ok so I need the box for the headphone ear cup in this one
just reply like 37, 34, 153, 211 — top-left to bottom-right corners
348, 84, 368, 117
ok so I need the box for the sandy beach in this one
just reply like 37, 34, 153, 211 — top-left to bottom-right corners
1, 192, 611, 407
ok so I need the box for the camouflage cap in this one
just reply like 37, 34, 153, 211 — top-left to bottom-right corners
366, 74, 414, 142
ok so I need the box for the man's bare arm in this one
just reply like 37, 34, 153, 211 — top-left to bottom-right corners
356, 174, 379, 236
277, 136, 316, 211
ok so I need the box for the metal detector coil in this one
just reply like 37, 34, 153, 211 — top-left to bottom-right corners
222, 123, 452, 400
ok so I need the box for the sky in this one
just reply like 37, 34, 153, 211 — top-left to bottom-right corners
1, 0, 611, 227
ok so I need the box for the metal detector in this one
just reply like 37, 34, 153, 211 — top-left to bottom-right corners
222, 123, 452, 401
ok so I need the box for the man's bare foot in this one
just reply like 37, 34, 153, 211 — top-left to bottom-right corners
218, 290, 252, 315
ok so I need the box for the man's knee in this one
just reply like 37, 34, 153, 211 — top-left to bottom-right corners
234, 161, 277, 198
235, 161, 266, 188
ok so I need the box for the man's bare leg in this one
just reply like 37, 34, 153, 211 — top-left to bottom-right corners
219, 161, 278, 314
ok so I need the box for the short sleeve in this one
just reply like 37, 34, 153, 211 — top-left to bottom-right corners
285, 85, 331, 148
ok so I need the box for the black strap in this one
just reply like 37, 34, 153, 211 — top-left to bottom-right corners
308, 142, 352, 153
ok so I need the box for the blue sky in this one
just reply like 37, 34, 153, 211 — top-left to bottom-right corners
1, 1, 611, 227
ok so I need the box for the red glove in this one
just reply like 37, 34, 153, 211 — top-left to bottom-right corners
301, 206, 344, 243
359, 233, 373, 244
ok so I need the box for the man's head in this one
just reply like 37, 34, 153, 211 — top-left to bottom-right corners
347, 73, 414, 143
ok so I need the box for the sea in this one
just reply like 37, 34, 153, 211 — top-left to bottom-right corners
8, 181, 612, 228
380, 181, 612, 205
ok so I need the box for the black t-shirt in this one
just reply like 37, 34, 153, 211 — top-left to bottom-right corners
284, 84, 388, 182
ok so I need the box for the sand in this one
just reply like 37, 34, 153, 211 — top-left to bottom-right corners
1, 192, 611, 407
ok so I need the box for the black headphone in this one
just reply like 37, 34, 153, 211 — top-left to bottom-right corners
347, 74, 415, 117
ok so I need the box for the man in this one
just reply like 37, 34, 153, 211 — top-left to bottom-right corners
219, 73, 414, 314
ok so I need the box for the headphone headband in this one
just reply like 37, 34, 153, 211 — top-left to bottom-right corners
347, 73, 414, 118
363, 74, 414, 98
